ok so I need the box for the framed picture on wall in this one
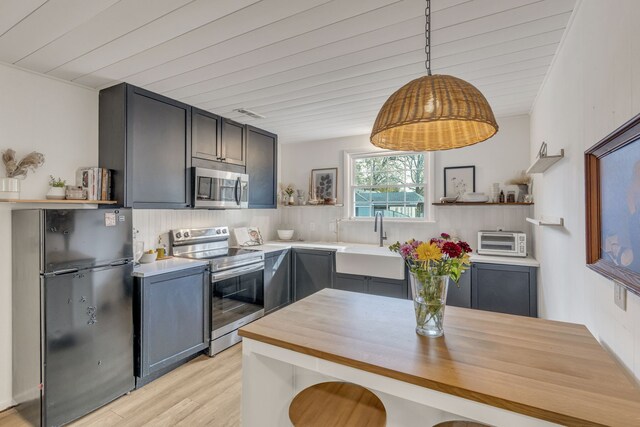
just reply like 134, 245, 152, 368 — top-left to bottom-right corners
310, 167, 338, 200
586, 112, 640, 295
444, 166, 476, 198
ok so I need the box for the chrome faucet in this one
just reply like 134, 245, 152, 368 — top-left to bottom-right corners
374, 212, 387, 247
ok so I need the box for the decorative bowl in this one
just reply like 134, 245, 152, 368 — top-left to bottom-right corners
139, 252, 158, 264
277, 230, 295, 240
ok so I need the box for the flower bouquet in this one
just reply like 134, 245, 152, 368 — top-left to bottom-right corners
390, 233, 472, 337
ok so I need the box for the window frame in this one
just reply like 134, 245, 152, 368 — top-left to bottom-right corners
343, 149, 435, 222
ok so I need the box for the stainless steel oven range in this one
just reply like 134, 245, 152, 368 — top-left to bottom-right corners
171, 226, 264, 356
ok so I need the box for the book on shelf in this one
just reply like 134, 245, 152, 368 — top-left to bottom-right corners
76, 167, 112, 201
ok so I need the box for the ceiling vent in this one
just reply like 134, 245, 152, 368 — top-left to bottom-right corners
234, 108, 266, 119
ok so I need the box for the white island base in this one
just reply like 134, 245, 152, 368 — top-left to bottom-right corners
242, 339, 556, 427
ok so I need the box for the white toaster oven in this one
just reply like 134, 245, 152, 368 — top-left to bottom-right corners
477, 231, 527, 257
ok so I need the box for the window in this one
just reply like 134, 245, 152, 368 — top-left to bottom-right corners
349, 152, 427, 219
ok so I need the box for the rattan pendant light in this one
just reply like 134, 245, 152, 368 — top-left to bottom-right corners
370, 0, 498, 151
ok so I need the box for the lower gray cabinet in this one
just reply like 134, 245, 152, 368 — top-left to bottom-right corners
264, 249, 291, 313
471, 262, 537, 317
446, 269, 471, 308
292, 248, 335, 301
134, 266, 209, 386
334, 273, 408, 299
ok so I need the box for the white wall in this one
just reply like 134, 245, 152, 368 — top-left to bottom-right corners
279, 115, 533, 245
530, 0, 640, 378
0, 63, 98, 410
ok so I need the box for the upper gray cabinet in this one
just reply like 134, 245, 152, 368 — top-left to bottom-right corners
246, 125, 277, 209
99, 83, 192, 209
220, 118, 246, 166
192, 107, 221, 162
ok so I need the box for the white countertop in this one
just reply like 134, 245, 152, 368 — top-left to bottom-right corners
238, 241, 539, 267
133, 257, 209, 278
470, 253, 539, 267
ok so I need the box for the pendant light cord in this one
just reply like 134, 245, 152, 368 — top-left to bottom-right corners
425, 0, 431, 76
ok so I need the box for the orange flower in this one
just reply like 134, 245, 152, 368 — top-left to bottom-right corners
416, 242, 442, 262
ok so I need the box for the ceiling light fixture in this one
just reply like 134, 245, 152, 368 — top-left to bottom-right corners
370, 0, 498, 151
234, 108, 266, 119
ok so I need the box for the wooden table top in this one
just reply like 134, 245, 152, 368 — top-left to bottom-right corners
239, 289, 640, 426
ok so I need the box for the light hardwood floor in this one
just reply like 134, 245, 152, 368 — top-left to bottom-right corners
0, 343, 242, 427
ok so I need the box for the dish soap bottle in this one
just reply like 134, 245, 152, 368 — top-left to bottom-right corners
498, 190, 505, 203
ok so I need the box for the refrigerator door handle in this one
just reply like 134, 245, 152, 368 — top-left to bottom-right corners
109, 260, 130, 267
44, 268, 79, 277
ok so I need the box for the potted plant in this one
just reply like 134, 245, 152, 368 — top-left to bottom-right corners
280, 183, 296, 205
390, 233, 472, 337
1, 149, 45, 200
47, 176, 66, 200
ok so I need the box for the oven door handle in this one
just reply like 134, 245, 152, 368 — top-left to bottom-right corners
211, 263, 264, 282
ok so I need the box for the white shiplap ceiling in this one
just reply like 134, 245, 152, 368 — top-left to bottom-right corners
0, 0, 576, 143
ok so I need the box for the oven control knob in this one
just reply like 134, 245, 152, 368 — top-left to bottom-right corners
176, 232, 182, 239
216, 229, 221, 234
222, 229, 227, 234
184, 232, 190, 238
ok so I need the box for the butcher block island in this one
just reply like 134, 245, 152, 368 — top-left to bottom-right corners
239, 289, 640, 426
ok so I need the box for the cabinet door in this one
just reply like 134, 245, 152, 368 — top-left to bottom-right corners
292, 249, 335, 301
446, 269, 471, 308
128, 86, 191, 208
335, 273, 367, 294
265, 250, 291, 313
368, 277, 407, 299
471, 263, 536, 317
246, 125, 277, 208
221, 118, 246, 166
139, 268, 208, 378
192, 108, 221, 161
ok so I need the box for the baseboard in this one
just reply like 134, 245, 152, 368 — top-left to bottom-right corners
0, 397, 16, 413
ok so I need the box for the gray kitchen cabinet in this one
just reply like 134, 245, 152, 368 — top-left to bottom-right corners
134, 266, 209, 386
369, 276, 408, 299
220, 118, 246, 166
99, 83, 192, 209
192, 107, 221, 162
334, 273, 367, 294
246, 125, 277, 209
446, 269, 471, 308
471, 262, 537, 317
265, 249, 291, 313
334, 273, 408, 299
292, 248, 335, 301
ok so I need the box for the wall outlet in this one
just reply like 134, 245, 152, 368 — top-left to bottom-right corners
614, 281, 627, 311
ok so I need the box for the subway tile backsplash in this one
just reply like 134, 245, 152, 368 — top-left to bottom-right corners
134, 205, 534, 253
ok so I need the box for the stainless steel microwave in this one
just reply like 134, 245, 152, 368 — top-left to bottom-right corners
477, 231, 527, 257
193, 167, 248, 209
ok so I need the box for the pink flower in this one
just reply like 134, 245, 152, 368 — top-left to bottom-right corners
399, 244, 413, 258
458, 241, 472, 253
440, 232, 451, 239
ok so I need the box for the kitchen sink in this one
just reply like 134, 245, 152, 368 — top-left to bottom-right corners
335, 246, 405, 280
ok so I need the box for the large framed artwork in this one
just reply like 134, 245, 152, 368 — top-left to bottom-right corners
310, 168, 338, 200
444, 166, 476, 198
586, 113, 640, 295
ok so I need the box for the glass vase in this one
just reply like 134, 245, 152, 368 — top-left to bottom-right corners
409, 272, 450, 337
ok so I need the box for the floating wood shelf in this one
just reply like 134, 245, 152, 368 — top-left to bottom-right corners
433, 202, 534, 206
527, 142, 564, 174
526, 217, 564, 226
0, 199, 118, 205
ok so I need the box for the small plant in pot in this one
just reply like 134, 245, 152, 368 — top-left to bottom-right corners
47, 176, 66, 200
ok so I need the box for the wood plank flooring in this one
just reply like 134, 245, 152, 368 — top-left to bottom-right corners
0, 343, 242, 427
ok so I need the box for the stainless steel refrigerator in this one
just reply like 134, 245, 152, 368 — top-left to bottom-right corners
12, 209, 135, 426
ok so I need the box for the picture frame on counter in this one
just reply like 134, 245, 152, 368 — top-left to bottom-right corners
310, 167, 338, 200
585, 112, 640, 295
444, 166, 475, 198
